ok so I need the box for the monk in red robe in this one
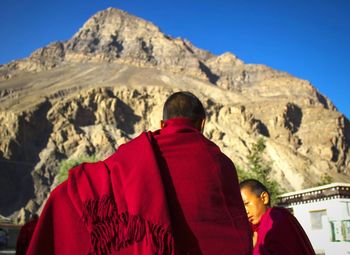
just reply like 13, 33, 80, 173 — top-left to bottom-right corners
240, 179, 316, 255
27, 91, 252, 254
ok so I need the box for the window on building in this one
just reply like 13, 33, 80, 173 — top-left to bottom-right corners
310, 209, 327, 230
343, 220, 350, 241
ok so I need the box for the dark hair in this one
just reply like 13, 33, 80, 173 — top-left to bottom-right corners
163, 91, 205, 121
240, 179, 270, 205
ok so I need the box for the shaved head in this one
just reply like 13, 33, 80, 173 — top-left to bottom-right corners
240, 179, 271, 206
163, 91, 206, 121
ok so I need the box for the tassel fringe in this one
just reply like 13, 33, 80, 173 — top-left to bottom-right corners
82, 195, 173, 255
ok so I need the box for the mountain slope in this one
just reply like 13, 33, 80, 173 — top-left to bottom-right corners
0, 7, 349, 221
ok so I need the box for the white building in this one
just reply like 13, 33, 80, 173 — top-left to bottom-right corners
278, 182, 350, 255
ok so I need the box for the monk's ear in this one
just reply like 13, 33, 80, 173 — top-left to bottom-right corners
160, 120, 165, 129
192, 118, 205, 132
199, 118, 205, 133
195, 118, 205, 133
260, 191, 270, 206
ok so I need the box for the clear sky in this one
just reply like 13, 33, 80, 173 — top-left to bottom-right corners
1, 0, 349, 118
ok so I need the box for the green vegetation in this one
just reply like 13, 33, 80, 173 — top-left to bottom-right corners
316, 173, 333, 186
56, 155, 99, 184
237, 137, 284, 205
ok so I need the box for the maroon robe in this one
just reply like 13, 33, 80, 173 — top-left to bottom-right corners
253, 207, 316, 255
27, 118, 251, 254
16, 217, 38, 255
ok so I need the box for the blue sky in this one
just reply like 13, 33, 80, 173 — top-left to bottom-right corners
1, 0, 349, 118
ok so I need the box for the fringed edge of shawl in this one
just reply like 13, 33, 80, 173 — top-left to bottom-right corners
82, 195, 173, 255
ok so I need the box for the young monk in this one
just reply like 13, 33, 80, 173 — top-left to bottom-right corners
27, 91, 252, 254
240, 179, 316, 255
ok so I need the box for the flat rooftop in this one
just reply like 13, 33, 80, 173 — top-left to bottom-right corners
278, 183, 350, 206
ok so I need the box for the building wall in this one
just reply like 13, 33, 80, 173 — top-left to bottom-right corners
289, 198, 350, 255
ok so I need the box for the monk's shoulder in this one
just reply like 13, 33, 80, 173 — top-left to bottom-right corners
47, 181, 69, 204
36, 181, 70, 217
200, 135, 220, 149
50, 179, 68, 196
268, 207, 302, 232
269, 207, 291, 221
109, 132, 147, 157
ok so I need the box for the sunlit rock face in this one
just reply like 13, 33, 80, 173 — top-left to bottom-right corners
0, 8, 349, 221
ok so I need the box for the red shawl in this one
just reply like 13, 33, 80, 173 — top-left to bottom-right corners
253, 207, 316, 255
27, 118, 251, 254
68, 131, 173, 254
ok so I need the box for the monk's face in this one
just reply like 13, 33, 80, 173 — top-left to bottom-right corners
240, 187, 269, 225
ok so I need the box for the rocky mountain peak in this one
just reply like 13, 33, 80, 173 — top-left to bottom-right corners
67, 7, 162, 54
1, 7, 216, 82
214, 52, 244, 66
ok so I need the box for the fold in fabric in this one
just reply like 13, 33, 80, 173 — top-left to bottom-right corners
67, 132, 174, 254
